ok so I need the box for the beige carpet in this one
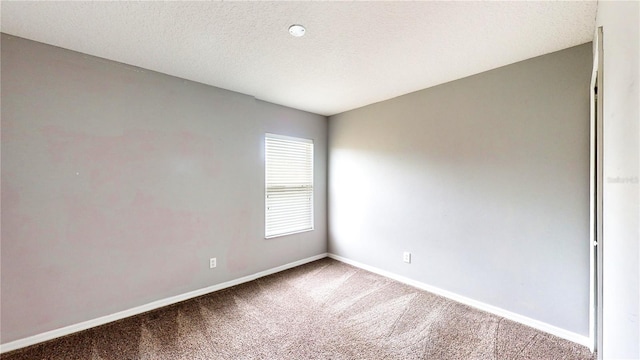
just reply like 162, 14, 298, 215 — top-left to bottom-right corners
2, 258, 595, 359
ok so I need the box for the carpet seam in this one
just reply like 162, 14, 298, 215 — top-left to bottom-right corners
386, 292, 419, 339
512, 333, 539, 360
494, 317, 504, 360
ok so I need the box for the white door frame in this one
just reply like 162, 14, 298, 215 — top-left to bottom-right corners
589, 26, 604, 356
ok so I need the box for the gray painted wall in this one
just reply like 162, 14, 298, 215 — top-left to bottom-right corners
329, 44, 592, 335
1, 34, 327, 343
596, 2, 640, 358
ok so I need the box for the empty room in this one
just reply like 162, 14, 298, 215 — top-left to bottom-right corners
1, 1, 638, 360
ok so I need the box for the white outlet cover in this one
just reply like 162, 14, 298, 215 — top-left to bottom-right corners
403, 252, 411, 263
209, 258, 217, 269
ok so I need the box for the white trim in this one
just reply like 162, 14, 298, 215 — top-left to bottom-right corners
587, 30, 600, 354
265, 132, 313, 144
0, 253, 328, 354
2, 252, 592, 353
327, 253, 592, 349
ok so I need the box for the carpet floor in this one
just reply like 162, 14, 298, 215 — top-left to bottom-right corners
2, 258, 595, 359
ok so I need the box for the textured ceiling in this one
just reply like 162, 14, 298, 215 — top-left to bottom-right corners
1, 1, 597, 116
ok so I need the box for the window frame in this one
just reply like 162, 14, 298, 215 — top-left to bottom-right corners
264, 133, 314, 239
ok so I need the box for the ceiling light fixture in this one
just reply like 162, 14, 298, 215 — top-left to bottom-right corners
288, 24, 306, 37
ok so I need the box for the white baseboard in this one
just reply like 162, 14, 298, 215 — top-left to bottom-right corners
2, 252, 592, 353
0, 253, 328, 354
327, 253, 592, 350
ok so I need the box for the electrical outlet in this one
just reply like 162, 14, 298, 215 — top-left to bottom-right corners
403, 252, 411, 264
209, 257, 217, 269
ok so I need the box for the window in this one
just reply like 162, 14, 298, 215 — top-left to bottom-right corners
265, 133, 314, 238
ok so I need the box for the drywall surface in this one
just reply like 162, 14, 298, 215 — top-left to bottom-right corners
329, 44, 592, 335
0, 34, 327, 343
596, 2, 640, 358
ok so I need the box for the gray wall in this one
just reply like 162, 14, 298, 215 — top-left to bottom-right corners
0, 34, 327, 343
329, 44, 592, 335
596, 2, 640, 358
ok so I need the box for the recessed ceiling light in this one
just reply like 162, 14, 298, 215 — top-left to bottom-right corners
288, 24, 306, 37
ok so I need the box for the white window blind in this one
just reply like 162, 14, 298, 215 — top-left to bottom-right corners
265, 134, 314, 238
